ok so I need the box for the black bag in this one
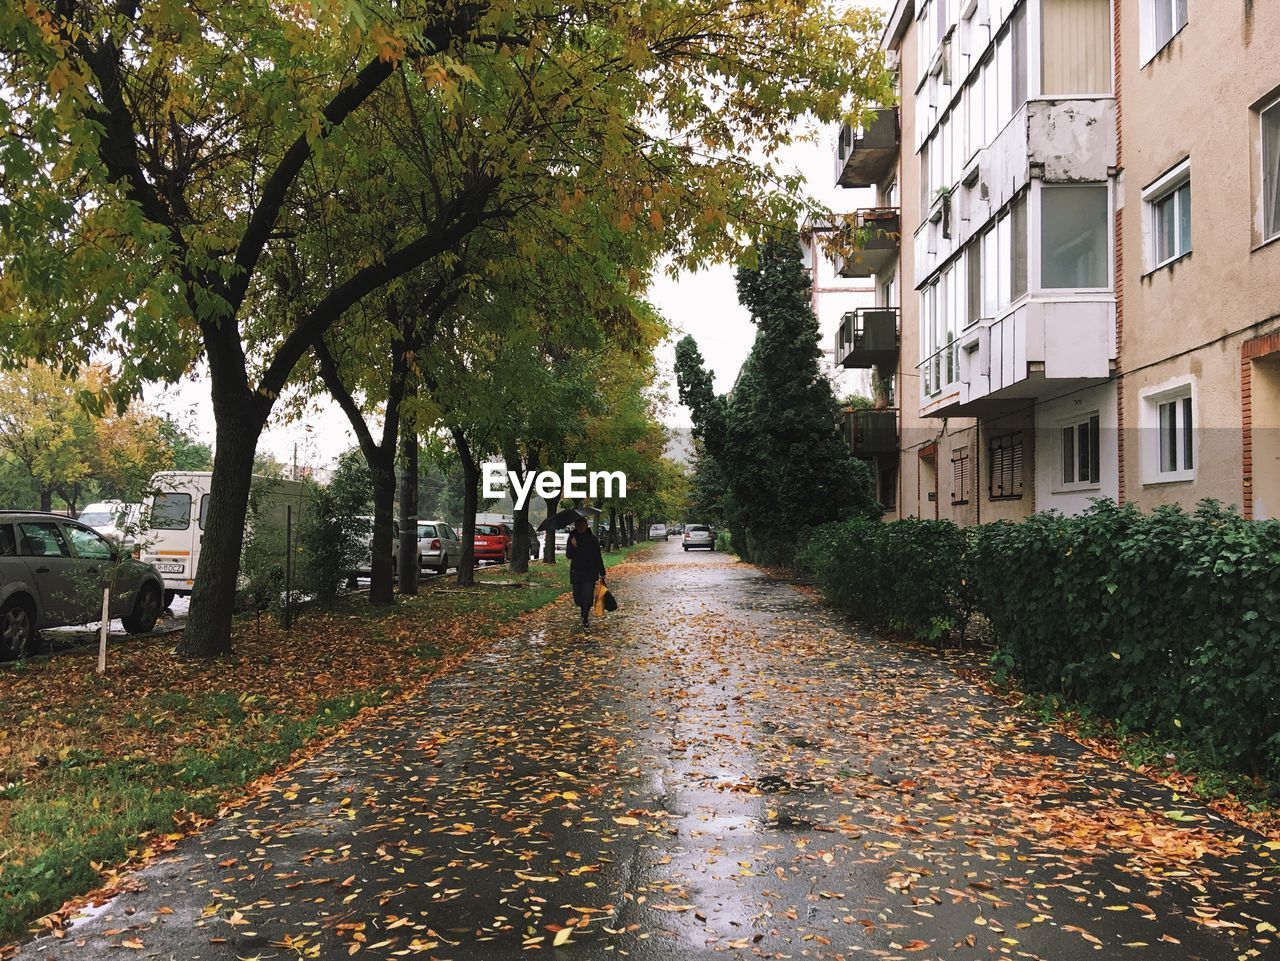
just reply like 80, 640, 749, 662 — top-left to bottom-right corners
602, 589, 618, 612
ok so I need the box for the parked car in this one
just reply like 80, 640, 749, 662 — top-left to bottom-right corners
351, 514, 400, 578
649, 523, 668, 541
77, 501, 144, 547
555, 530, 570, 553
417, 519, 461, 575
683, 524, 715, 551
140, 471, 309, 607
669, 524, 685, 535
0, 511, 166, 659
471, 523, 512, 564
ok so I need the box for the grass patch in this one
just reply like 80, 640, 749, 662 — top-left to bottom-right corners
0, 542, 654, 943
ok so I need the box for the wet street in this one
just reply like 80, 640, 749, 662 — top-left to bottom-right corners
18, 541, 1279, 960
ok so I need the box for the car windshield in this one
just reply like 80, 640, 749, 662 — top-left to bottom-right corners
476, 525, 502, 536
418, 524, 438, 538
78, 511, 115, 527
689, 525, 709, 532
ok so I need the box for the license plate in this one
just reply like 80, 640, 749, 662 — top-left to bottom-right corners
155, 563, 185, 574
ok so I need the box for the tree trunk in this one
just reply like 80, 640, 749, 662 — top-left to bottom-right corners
608, 505, 618, 550
626, 514, 635, 545
452, 428, 479, 587
506, 447, 535, 575
542, 496, 557, 563
38, 488, 52, 513
178, 407, 262, 657
398, 421, 420, 595
369, 452, 397, 606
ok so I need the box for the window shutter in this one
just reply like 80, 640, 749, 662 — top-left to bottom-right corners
989, 434, 1024, 499
951, 448, 970, 505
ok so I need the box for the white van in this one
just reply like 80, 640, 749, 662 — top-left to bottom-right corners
78, 501, 144, 546
140, 472, 308, 605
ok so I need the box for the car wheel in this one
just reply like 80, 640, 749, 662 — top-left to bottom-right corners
122, 583, 162, 635
0, 596, 35, 660
436, 554, 449, 576
162, 589, 177, 610
683, 546, 689, 552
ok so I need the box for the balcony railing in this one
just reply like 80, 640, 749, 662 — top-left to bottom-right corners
919, 340, 961, 401
842, 408, 899, 458
835, 207, 901, 279
834, 107, 900, 189
835, 307, 899, 370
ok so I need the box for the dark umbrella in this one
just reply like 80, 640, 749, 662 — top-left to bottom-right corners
536, 506, 602, 532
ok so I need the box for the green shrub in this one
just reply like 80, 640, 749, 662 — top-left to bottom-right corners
796, 517, 969, 643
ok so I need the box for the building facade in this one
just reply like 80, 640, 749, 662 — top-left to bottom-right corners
831, 0, 1279, 522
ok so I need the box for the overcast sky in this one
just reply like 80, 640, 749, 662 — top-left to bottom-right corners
149, 27, 889, 471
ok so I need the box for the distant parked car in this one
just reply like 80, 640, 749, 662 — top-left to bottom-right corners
649, 523, 668, 541
417, 519, 461, 575
683, 524, 715, 551
668, 524, 684, 535
555, 530, 570, 553
472, 523, 512, 564
77, 501, 144, 547
0, 511, 166, 659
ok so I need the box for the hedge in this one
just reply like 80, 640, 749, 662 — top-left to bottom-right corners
796, 500, 1280, 779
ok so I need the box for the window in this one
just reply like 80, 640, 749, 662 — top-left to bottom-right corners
879, 466, 898, 511
199, 494, 211, 530
989, 433, 1024, 499
1144, 160, 1192, 269
951, 447, 971, 505
1159, 394, 1194, 474
65, 524, 114, 560
1043, 0, 1111, 95
1061, 413, 1102, 487
0, 525, 15, 557
1041, 184, 1109, 288
18, 522, 70, 558
1144, 0, 1187, 62
1011, 192, 1028, 299
1010, 3, 1027, 112
1142, 383, 1195, 483
151, 492, 192, 530
1261, 96, 1280, 242
967, 240, 983, 325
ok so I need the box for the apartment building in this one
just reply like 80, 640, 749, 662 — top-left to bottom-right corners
1116, 1, 1280, 517
832, 0, 1279, 522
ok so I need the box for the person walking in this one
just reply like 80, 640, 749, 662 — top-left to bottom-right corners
565, 516, 606, 628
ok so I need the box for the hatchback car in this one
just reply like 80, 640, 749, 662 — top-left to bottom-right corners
649, 523, 668, 541
472, 524, 512, 564
417, 519, 461, 575
0, 511, 166, 659
683, 524, 715, 551
351, 515, 400, 578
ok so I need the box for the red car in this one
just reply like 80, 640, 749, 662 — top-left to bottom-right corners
471, 523, 512, 564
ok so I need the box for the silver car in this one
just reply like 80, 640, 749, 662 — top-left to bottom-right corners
417, 519, 461, 575
682, 524, 715, 551
0, 511, 166, 659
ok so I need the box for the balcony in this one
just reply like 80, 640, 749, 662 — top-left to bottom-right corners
919, 297, 1116, 417
834, 107, 899, 188
842, 408, 899, 458
835, 208, 901, 279
835, 307, 899, 369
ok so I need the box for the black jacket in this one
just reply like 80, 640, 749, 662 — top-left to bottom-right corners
565, 528, 606, 579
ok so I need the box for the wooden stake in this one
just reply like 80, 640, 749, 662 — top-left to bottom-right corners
97, 586, 110, 674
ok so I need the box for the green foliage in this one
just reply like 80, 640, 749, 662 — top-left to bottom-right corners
674, 230, 880, 566
969, 499, 1280, 777
795, 518, 970, 643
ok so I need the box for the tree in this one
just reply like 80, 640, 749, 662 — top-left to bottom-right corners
157, 420, 213, 472
676, 230, 880, 563
2, 0, 891, 653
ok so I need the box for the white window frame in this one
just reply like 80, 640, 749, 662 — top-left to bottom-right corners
1140, 0, 1188, 67
1056, 410, 1102, 492
1140, 378, 1196, 485
1142, 158, 1192, 272
1260, 93, 1280, 245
